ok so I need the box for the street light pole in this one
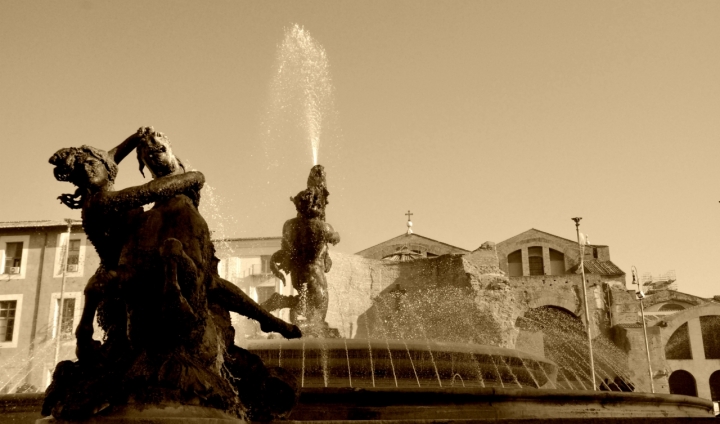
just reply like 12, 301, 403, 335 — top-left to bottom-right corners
632, 266, 655, 393
53, 219, 73, 367
572, 217, 596, 390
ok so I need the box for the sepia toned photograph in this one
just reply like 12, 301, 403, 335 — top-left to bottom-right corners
0, 1, 719, 422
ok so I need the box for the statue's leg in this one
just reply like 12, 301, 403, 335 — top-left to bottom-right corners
305, 267, 329, 323
210, 277, 301, 339
75, 268, 112, 360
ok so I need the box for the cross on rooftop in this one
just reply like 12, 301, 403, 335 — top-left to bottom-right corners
405, 210, 413, 234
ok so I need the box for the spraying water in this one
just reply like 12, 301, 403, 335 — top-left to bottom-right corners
267, 24, 335, 166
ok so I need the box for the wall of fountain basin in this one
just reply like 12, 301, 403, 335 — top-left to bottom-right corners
245, 338, 716, 422
246, 338, 556, 389
0, 339, 715, 422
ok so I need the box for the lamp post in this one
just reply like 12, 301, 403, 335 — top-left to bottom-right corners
54, 219, 73, 367
632, 265, 655, 393
572, 217, 596, 390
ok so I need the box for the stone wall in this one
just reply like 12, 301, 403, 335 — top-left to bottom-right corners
324, 246, 616, 349
612, 325, 668, 394
325, 252, 478, 338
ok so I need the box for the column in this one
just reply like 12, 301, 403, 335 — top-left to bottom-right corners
542, 246, 551, 276
687, 319, 710, 399
521, 247, 529, 276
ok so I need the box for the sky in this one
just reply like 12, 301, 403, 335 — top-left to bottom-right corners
1, 1, 719, 297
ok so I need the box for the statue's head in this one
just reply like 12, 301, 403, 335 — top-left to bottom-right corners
307, 165, 327, 189
292, 186, 325, 219
136, 126, 185, 178
49, 145, 118, 189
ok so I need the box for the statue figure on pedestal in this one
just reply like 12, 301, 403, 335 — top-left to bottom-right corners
261, 165, 341, 337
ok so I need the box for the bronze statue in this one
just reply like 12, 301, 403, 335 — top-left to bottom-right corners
261, 165, 341, 337
130, 128, 301, 419
49, 130, 205, 360
45, 127, 300, 421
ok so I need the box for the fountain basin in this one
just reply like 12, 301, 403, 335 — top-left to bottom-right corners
246, 339, 557, 389
2, 388, 715, 422
288, 387, 716, 421
4, 390, 714, 423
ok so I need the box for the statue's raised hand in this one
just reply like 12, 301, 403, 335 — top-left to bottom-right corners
57, 190, 83, 209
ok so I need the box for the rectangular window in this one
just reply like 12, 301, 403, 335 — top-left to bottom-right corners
4, 242, 23, 274
256, 287, 275, 305
261, 256, 271, 274
0, 301, 17, 342
528, 247, 544, 276
66, 239, 81, 271
67, 239, 80, 263
56, 298, 76, 340
528, 257, 544, 275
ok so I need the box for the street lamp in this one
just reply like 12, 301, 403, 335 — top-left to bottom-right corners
572, 217, 596, 390
54, 219, 74, 366
632, 265, 655, 393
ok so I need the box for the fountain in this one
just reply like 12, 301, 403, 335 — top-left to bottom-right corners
0, 24, 715, 424
35, 128, 303, 423
240, 166, 714, 422
0, 137, 714, 423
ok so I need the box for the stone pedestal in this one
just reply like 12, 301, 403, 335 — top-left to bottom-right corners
36, 405, 245, 424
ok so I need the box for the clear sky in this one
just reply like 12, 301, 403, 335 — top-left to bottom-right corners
1, 1, 718, 296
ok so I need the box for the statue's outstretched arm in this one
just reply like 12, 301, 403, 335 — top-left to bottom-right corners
108, 132, 142, 165
103, 171, 205, 211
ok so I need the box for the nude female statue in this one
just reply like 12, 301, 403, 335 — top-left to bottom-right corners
49, 129, 206, 359
45, 130, 208, 418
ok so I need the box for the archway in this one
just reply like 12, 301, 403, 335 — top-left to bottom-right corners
507, 250, 522, 277
665, 322, 692, 360
549, 248, 565, 275
668, 370, 697, 397
700, 316, 720, 359
709, 370, 720, 402
659, 303, 685, 312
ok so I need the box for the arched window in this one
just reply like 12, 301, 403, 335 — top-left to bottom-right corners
528, 246, 544, 276
508, 250, 522, 277
665, 322, 692, 360
668, 370, 697, 397
549, 249, 565, 276
659, 303, 685, 312
700, 316, 720, 359
710, 371, 720, 402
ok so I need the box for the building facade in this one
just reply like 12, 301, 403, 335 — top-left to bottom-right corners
0, 220, 94, 393
213, 237, 293, 344
0, 225, 292, 392
2, 220, 719, 408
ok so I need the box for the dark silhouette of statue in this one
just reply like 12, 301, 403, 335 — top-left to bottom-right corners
261, 165, 341, 337
44, 127, 300, 421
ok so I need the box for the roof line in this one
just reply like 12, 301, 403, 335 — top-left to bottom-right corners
213, 236, 281, 242
504, 228, 609, 247
356, 232, 470, 255
0, 219, 83, 229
